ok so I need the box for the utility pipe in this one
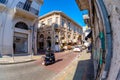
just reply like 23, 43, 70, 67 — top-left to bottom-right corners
96, 0, 113, 79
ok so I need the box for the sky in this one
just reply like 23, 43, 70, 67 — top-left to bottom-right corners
39, 0, 88, 27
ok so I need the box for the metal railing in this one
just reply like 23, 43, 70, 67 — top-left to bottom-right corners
0, 0, 7, 4
16, 2, 39, 16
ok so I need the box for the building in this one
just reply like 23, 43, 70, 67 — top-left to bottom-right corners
37, 11, 82, 52
0, 0, 43, 56
76, 0, 120, 80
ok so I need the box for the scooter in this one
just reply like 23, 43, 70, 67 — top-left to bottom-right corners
44, 51, 55, 66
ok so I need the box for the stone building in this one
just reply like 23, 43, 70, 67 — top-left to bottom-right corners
37, 11, 82, 52
0, 0, 43, 56
76, 0, 120, 80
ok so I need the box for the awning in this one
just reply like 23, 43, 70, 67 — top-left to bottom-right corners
85, 31, 92, 40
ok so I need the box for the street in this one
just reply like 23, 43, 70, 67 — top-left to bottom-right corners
0, 51, 77, 80
0, 61, 56, 80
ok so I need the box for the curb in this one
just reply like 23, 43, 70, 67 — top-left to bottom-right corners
0, 51, 72, 65
0, 59, 36, 65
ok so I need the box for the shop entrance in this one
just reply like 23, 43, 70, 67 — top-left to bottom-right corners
14, 33, 28, 54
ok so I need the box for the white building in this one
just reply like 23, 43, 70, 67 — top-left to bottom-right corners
0, 0, 43, 56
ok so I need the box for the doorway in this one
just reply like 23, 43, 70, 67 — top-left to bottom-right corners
14, 33, 28, 54
47, 36, 51, 49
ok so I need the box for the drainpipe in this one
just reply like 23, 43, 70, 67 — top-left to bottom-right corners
96, 0, 113, 79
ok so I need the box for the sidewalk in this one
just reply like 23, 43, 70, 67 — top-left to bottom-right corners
53, 50, 94, 80
0, 54, 41, 64
0, 50, 72, 65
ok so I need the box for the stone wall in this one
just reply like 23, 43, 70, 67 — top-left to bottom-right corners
103, 0, 120, 80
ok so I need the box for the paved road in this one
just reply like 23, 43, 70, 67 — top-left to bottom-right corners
0, 51, 77, 80
0, 61, 56, 80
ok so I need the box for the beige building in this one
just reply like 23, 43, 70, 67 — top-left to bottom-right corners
0, 0, 43, 56
37, 11, 82, 52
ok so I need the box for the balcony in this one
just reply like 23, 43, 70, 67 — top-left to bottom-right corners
14, 1, 39, 20
0, 0, 7, 11
76, 0, 90, 11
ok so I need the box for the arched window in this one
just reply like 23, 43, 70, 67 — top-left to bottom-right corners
47, 36, 51, 40
40, 34, 44, 38
15, 22, 28, 30
39, 34, 44, 42
55, 35, 58, 39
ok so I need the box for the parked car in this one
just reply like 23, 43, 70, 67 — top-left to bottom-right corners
83, 41, 90, 47
73, 46, 82, 52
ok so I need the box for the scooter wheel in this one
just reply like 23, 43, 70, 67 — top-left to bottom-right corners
45, 63, 48, 66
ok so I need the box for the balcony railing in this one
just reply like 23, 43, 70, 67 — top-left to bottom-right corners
0, 0, 7, 4
16, 2, 39, 16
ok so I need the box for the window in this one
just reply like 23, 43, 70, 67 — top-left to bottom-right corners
48, 32, 50, 34
68, 22, 71, 30
79, 29, 82, 34
56, 17, 58, 24
77, 28, 79, 33
61, 37, 64, 40
15, 22, 28, 30
55, 35, 58, 38
74, 26, 77, 32
74, 36, 76, 39
23, 0, 32, 11
68, 35, 70, 38
47, 18, 52, 25
62, 19, 65, 27
41, 21, 45, 26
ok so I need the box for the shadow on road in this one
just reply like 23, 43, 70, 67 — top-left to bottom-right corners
55, 59, 63, 63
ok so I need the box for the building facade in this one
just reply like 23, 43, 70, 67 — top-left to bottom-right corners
37, 11, 82, 52
0, 0, 43, 56
76, 0, 120, 80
